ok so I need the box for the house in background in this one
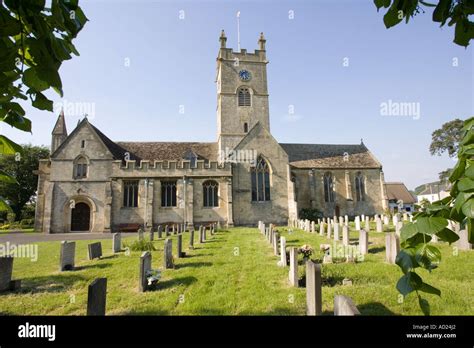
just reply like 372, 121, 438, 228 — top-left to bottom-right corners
385, 182, 416, 213
416, 182, 451, 204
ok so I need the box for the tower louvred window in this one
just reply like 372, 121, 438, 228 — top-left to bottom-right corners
238, 87, 251, 106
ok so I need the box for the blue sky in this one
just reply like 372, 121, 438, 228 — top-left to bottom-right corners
4, 0, 473, 189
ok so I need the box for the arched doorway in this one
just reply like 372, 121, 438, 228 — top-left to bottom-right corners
71, 202, 91, 232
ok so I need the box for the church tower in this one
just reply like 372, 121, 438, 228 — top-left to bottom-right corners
51, 109, 67, 153
216, 30, 270, 153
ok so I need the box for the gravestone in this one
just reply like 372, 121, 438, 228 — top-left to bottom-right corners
273, 232, 280, 256
139, 251, 152, 292
403, 213, 408, 221
334, 295, 360, 316
149, 228, 154, 241
306, 261, 322, 316
138, 229, 144, 241
385, 233, 400, 264
289, 247, 298, 287
177, 234, 185, 258
364, 216, 370, 231
189, 227, 195, 249
172, 224, 176, 235
355, 216, 361, 231
88, 242, 102, 260
395, 221, 403, 236
165, 225, 169, 236
457, 229, 473, 250
279, 236, 287, 267
393, 214, 399, 227
164, 239, 174, 269
359, 229, 368, 255
333, 223, 340, 241
87, 278, 107, 316
344, 215, 348, 227
342, 225, 349, 246
203, 226, 207, 241
157, 225, 163, 239
327, 223, 332, 239
383, 216, 389, 225
0, 256, 21, 292
112, 233, 121, 253
311, 221, 315, 233
60, 241, 75, 271
376, 218, 383, 233
319, 223, 325, 236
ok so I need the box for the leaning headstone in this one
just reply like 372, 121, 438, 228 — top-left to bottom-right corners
342, 225, 349, 246
333, 222, 340, 241
164, 239, 174, 269
306, 261, 322, 316
189, 227, 195, 249
138, 229, 144, 241
273, 232, 280, 256
385, 233, 400, 264
87, 278, 107, 316
457, 229, 473, 250
359, 229, 368, 255
289, 247, 298, 287
334, 295, 360, 316
60, 241, 76, 271
112, 233, 121, 253
139, 251, 152, 292
279, 236, 287, 267
376, 218, 383, 233
0, 256, 21, 292
177, 234, 185, 258
88, 242, 102, 260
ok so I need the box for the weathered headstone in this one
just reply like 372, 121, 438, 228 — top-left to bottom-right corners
189, 227, 195, 249
112, 233, 121, 253
457, 229, 473, 250
165, 225, 169, 236
385, 233, 400, 264
344, 215, 348, 227
364, 216, 370, 231
203, 226, 207, 241
319, 223, 325, 236
88, 242, 102, 260
177, 234, 185, 258
157, 225, 163, 239
359, 229, 368, 255
172, 224, 176, 235
149, 228, 154, 241
327, 223, 332, 239
334, 295, 360, 316
164, 239, 174, 269
376, 218, 383, 233
342, 225, 349, 246
289, 247, 298, 287
87, 278, 107, 316
273, 232, 280, 256
60, 241, 76, 271
355, 216, 361, 231
0, 256, 20, 292
139, 251, 152, 292
395, 221, 403, 236
311, 221, 315, 233
333, 223, 340, 241
279, 236, 287, 266
383, 216, 389, 225
138, 229, 144, 241
306, 261, 322, 316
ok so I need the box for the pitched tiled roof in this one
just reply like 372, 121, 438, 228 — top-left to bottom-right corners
90, 124, 141, 161
115, 141, 218, 162
385, 182, 416, 204
280, 143, 381, 169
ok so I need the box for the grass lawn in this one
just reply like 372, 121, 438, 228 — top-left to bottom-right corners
0, 228, 35, 234
0, 225, 472, 315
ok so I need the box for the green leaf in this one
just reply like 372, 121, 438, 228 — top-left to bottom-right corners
403, 233, 432, 248
383, 2, 404, 28
458, 177, 474, 192
454, 19, 474, 47
433, 0, 452, 25
416, 217, 448, 235
0, 197, 11, 212
396, 248, 416, 274
461, 198, 474, 218
31, 92, 53, 111
374, 0, 391, 10
465, 164, 474, 179
23, 68, 49, 91
2, 111, 31, 132
418, 296, 430, 316
419, 282, 441, 296
415, 244, 441, 270
450, 158, 466, 182
436, 227, 460, 244
400, 223, 419, 241
0, 135, 23, 155
396, 272, 422, 296
0, 169, 17, 184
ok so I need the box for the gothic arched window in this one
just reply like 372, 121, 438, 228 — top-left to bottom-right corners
203, 180, 219, 207
244, 122, 248, 133
238, 87, 251, 107
74, 156, 88, 179
355, 172, 365, 202
251, 156, 270, 202
323, 172, 334, 203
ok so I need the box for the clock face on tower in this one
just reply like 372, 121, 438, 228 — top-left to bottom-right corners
239, 69, 252, 81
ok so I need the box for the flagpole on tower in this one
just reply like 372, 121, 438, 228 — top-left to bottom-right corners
237, 11, 241, 51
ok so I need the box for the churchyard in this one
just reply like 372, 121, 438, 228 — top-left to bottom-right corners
0, 218, 472, 316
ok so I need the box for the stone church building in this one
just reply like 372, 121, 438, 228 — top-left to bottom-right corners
34, 31, 388, 233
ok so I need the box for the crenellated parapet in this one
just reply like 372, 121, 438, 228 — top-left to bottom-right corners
111, 159, 232, 178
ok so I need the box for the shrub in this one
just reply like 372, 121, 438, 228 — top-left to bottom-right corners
20, 218, 34, 227
124, 239, 156, 251
299, 208, 323, 221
